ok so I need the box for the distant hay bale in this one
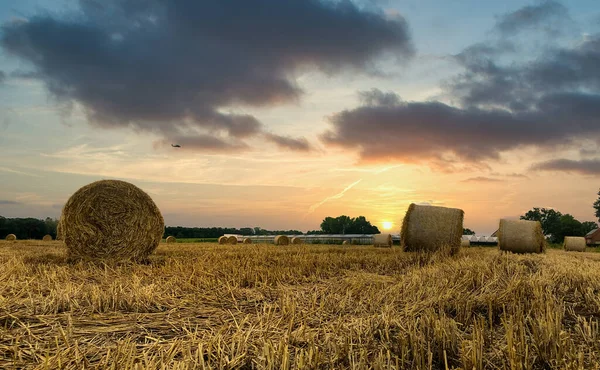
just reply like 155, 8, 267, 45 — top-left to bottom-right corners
373, 234, 392, 247
342, 240, 350, 245
274, 235, 290, 246
165, 236, 176, 243
498, 219, 545, 254
218, 236, 228, 245
243, 238, 253, 244
564, 236, 586, 252
43, 234, 53, 241
461, 239, 471, 248
227, 236, 238, 245
401, 204, 464, 254
61, 179, 164, 262
291, 237, 303, 245
6, 234, 16, 241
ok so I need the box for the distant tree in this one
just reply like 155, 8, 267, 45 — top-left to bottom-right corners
582, 221, 598, 235
594, 189, 600, 222
555, 214, 583, 243
520, 207, 562, 239
462, 228, 476, 235
351, 216, 380, 234
320, 215, 380, 234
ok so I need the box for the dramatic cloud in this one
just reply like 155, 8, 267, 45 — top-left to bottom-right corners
494, 0, 570, 36
264, 133, 311, 152
322, 2, 600, 167
0, 200, 20, 205
531, 159, 600, 175
1, 0, 413, 152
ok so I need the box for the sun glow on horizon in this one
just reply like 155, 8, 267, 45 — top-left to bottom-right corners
382, 221, 393, 230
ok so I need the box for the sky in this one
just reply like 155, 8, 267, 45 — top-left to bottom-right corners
1, 0, 599, 235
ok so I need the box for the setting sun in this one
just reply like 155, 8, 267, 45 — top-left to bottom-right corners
382, 221, 393, 230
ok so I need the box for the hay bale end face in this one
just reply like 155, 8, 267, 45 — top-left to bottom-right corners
165, 236, 176, 243
6, 234, 16, 241
43, 234, 53, 241
243, 237, 252, 244
227, 236, 238, 245
274, 235, 290, 246
498, 219, 545, 254
564, 236, 586, 252
291, 237, 303, 245
401, 204, 464, 254
62, 179, 164, 262
461, 239, 470, 248
373, 234, 392, 247
218, 236, 228, 245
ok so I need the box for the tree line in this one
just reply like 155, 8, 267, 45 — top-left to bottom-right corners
520, 208, 598, 243
0, 216, 59, 240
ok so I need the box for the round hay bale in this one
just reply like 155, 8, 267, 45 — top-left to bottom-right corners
165, 236, 176, 243
43, 234, 53, 241
243, 237, 253, 244
373, 234, 392, 247
274, 235, 290, 246
460, 239, 471, 248
218, 236, 228, 245
498, 219, 545, 254
227, 236, 238, 245
401, 203, 464, 254
291, 237, 303, 245
61, 179, 164, 262
564, 236, 586, 252
56, 220, 64, 241
6, 234, 16, 241
342, 240, 350, 245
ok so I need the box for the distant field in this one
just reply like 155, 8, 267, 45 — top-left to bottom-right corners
2, 241, 600, 369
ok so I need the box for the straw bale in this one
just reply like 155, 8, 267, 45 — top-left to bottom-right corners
218, 236, 228, 245
498, 219, 545, 254
401, 203, 464, 254
6, 234, 16, 241
165, 236, 176, 243
342, 240, 350, 245
291, 237, 303, 245
61, 179, 164, 262
243, 238, 253, 244
227, 236, 238, 245
56, 220, 63, 240
563, 236, 586, 252
274, 235, 290, 246
42, 234, 53, 241
373, 234, 392, 247
460, 239, 470, 248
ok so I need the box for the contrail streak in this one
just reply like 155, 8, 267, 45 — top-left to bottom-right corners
306, 179, 362, 215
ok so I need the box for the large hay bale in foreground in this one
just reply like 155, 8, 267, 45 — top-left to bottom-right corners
373, 234, 392, 247
461, 239, 470, 248
291, 237, 303, 245
401, 204, 463, 254
56, 220, 64, 240
218, 236, 228, 245
165, 236, 176, 243
42, 234, 53, 241
274, 235, 289, 246
243, 238, 252, 244
564, 236, 586, 252
227, 236, 238, 245
498, 219, 545, 254
62, 179, 164, 262
6, 234, 16, 241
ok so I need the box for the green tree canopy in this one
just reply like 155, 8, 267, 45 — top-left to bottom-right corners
319, 215, 380, 234
462, 228, 476, 235
520, 208, 598, 243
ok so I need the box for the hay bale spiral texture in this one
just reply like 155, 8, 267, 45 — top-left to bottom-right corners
342, 240, 350, 245
218, 236, 228, 245
43, 234, 53, 241
564, 236, 586, 252
373, 234, 392, 247
165, 236, 176, 243
56, 220, 64, 240
6, 234, 16, 241
401, 204, 463, 254
243, 238, 252, 244
227, 236, 238, 245
62, 179, 164, 262
291, 237, 303, 245
274, 235, 290, 246
498, 219, 545, 254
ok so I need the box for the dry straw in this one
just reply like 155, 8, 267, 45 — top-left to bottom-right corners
274, 235, 290, 246
218, 236, 228, 245
461, 239, 470, 248
61, 179, 164, 262
227, 236, 238, 245
401, 203, 464, 254
564, 236, 586, 252
56, 220, 63, 241
243, 238, 252, 244
498, 219, 546, 254
165, 236, 176, 243
373, 234, 392, 247
5, 234, 16, 241
291, 237, 303, 245
42, 234, 53, 241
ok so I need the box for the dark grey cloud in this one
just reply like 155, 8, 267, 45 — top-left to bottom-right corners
322, 2, 600, 168
531, 159, 600, 175
0, 70, 5, 84
494, 0, 570, 36
1, 0, 413, 152
0, 200, 20, 205
461, 177, 504, 183
264, 133, 311, 152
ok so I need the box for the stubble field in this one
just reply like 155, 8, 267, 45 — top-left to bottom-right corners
1, 241, 600, 369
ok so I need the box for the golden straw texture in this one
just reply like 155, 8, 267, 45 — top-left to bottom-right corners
291, 237, 303, 245
42, 235, 53, 242
461, 239, 470, 248
274, 235, 290, 246
243, 238, 252, 244
563, 236, 586, 252
498, 219, 546, 254
56, 220, 63, 241
5, 234, 16, 241
62, 180, 164, 262
401, 204, 464, 254
218, 236, 228, 245
227, 236, 238, 245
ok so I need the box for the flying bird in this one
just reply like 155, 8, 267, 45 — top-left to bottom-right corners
171, 144, 181, 148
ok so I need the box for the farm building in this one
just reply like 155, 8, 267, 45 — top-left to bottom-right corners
585, 228, 600, 245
